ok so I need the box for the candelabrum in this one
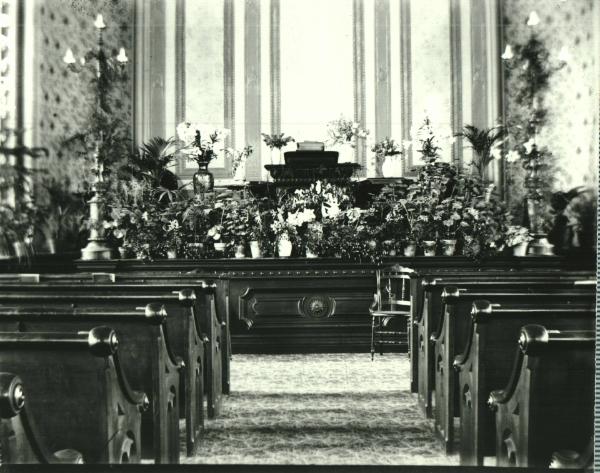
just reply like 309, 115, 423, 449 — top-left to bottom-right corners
523, 144, 554, 255
63, 14, 128, 260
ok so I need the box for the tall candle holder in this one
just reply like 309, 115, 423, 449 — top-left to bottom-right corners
63, 14, 128, 260
501, 12, 567, 256
523, 144, 554, 255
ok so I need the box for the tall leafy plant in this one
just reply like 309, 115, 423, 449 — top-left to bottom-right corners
458, 125, 505, 182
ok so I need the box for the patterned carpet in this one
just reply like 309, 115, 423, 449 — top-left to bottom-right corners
182, 353, 458, 465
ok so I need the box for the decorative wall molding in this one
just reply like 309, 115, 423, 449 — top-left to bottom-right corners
353, 0, 367, 172
224, 0, 235, 151
374, 0, 392, 144
244, 0, 262, 181
470, 0, 503, 191
134, 0, 166, 146
449, 0, 463, 168
174, 0, 185, 127
399, 0, 412, 173
269, 0, 280, 136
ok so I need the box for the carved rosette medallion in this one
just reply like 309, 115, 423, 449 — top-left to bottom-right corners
298, 296, 336, 319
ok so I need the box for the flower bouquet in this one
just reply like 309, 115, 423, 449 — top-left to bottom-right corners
176, 122, 230, 193
327, 116, 369, 147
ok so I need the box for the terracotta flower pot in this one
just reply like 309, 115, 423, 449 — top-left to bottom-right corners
440, 239, 457, 256
277, 235, 292, 258
214, 242, 227, 252
250, 241, 262, 258
234, 244, 245, 258
512, 241, 529, 256
306, 249, 318, 258
403, 242, 417, 257
422, 240, 437, 257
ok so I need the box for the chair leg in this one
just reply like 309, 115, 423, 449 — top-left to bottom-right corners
370, 315, 376, 361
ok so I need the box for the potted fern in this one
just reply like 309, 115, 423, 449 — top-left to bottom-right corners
458, 124, 506, 182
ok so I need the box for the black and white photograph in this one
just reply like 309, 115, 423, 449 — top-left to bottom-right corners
0, 0, 597, 469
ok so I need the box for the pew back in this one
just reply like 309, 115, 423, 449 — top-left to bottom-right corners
0, 329, 144, 463
455, 301, 595, 466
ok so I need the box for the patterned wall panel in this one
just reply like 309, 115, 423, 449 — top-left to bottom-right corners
35, 0, 133, 176
502, 0, 598, 189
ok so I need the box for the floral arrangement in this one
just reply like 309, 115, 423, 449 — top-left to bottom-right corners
261, 133, 295, 150
371, 138, 403, 158
413, 117, 443, 162
270, 210, 299, 240
327, 116, 369, 148
504, 225, 532, 247
176, 122, 230, 166
372, 138, 404, 177
228, 145, 253, 179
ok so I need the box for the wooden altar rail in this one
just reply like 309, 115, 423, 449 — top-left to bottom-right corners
0, 255, 593, 355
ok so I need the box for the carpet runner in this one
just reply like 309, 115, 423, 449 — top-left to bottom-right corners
182, 353, 458, 465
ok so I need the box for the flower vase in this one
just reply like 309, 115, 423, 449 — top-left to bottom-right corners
277, 234, 293, 258
214, 242, 227, 253
381, 155, 403, 178
193, 161, 214, 194
46, 237, 56, 255
234, 244, 245, 258
440, 239, 457, 256
167, 249, 178, 259
403, 242, 417, 257
513, 241, 529, 256
422, 240, 437, 257
118, 247, 129, 259
12, 242, 28, 259
250, 241, 263, 258
233, 161, 246, 182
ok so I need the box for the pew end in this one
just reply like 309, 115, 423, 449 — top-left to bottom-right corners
489, 324, 594, 468
0, 329, 145, 463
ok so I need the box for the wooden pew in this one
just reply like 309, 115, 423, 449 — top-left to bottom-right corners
0, 373, 84, 464
0, 272, 231, 399
0, 304, 181, 464
0, 327, 146, 463
407, 266, 594, 394
411, 271, 594, 416
549, 438, 593, 470
454, 300, 595, 466
0, 281, 222, 444
488, 325, 594, 468
431, 281, 594, 452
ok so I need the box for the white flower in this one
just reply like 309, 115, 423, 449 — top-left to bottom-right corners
490, 145, 503, 160
468, 208, 479, 219
176, 121, 200, 144
168, 220, 179, 231
523, 138, 536, 154
506, 150, 521, 163
141, 211, 149, 222
346, 207, 362, 223
322, 202, 341, 219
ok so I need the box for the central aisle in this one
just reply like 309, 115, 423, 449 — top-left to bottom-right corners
182, 353, 458, 465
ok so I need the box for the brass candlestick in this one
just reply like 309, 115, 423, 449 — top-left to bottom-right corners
524, 144, 554, 255
63, 14, 128, 260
